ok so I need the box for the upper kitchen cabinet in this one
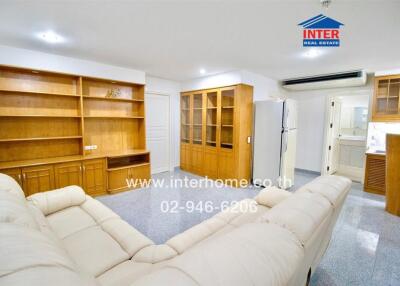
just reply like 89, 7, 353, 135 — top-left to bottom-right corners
372, 75, 400, 122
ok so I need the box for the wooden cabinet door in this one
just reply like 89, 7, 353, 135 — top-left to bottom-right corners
82, 159, 106, 196
180, 144, 191, 171
218, 149, 236, 184
364, 154, 385, 195
203, 148, 218, 179
130, 164, 151, 189
21, 165, 55, 196
0, 168, 23, 187
191, 145, 204, 175
54, 162, 83, 189
108, 168, 130, 193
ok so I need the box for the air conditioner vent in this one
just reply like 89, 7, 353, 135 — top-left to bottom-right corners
281, 70, 367, 91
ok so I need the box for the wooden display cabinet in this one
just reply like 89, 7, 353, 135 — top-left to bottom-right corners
180, 84, 253, 185
0, 65, 150, 196
372, 75, 400, 122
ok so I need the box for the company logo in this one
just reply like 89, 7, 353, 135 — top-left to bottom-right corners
299, 14, 344, 47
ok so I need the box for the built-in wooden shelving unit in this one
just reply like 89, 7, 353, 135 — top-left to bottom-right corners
0, 65, 150, 196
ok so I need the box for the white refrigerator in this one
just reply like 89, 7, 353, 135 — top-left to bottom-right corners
252, 99, 297, 189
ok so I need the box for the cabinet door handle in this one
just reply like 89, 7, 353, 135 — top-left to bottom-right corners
79, 166, 82, 172
18, 174, 22, 182
22, 173, 26, 181
83, 166, 86, 172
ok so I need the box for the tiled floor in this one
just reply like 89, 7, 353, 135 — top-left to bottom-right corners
97, 169, 400, 286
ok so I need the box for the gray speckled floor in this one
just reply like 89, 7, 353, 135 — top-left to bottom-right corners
97, 169, 261, 244
97, 169, 400, 286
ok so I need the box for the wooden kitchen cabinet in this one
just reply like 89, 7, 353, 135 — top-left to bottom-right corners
372, 75, 400, 122
82, 159, 107, 196
54, 161, 83, 189
21, 165, 55, 196
364, 153, 386, 195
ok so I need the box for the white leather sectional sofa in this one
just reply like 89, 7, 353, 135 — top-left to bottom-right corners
0, 173, 351, 286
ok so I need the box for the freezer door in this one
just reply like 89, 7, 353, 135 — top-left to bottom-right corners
279, 129, 297, 189
252, 101, 284, 187
283, 99, 297, 130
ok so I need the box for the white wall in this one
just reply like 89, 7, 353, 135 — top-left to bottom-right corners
287, 77, 374, 173
145, 76, 181, 168
0, 45, 145, 84
181, 70, 281, 101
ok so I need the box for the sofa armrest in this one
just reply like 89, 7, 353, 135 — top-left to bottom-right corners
255, 186, 292, 208
27, 186, 87, 216
132, 244, 178, 264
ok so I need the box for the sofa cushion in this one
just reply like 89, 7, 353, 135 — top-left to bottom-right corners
97, 261, 153, 286
133, 223, 304, 286
260, 191, 332, 245
0, 190, 38, 229
46, 206, 97, 239
101, 218, 153, 257
0, 173, 25, 199
297, 175, 351, 207
62, 226, 130, 277
132, 244, 177, 264
255, 186, 292, 208
131, 268, 197, 286
27, 185, 87, 216
0, 223, 98, 286
81, 196, 119, 223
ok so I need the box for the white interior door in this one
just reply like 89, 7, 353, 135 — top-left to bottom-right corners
326, 100, 342, 174
145, 93, 170, 174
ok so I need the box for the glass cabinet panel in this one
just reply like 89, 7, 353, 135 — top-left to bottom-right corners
192, 93, 203, 145
181, 95, 190, 143
375, 78, 400, 115
220, 89, 234, 149
206, 91, 217, 147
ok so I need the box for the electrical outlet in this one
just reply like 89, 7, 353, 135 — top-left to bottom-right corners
84, 145, 98, 150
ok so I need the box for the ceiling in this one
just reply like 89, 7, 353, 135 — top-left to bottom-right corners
0, 0, 399, 81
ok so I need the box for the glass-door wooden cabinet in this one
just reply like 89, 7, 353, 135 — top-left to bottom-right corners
180, 84, 253, 185
373, 76, 400, 121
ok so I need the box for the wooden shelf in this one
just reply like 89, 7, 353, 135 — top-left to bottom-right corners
193, 108, 203, 110
207, 107, 217, 110
83, 95, 144, 102
193, 124, 202, 127
206, 140, 216, 144
207, 124, 217, 127
0, 89, 79, 98
0, 136, 82, 143
107, 162, 150, 172
222, 125, 234, 128
222, 106, 234, 109
84, 115, 144, 119
0, 149, 150, 170
0, 114, 81, 118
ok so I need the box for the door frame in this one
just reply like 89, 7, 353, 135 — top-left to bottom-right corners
145, 91, 174, 173
321, 91, 372, 177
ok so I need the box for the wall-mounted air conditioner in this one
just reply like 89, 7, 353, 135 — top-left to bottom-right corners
281, 70, 367, 91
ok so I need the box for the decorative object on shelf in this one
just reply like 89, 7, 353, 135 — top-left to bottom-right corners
106, 88, 122, 98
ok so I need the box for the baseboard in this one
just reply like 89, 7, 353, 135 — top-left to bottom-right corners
295, 168, 321, 176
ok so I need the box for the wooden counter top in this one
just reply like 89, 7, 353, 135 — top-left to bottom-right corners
0, 149, 149, 170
